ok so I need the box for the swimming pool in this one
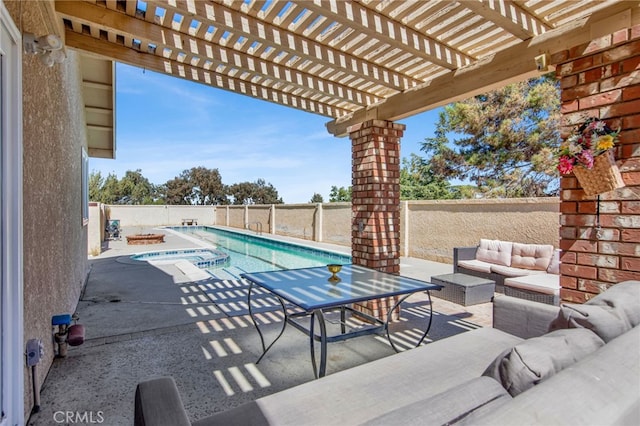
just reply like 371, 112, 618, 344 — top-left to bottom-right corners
169, 226, 351, 280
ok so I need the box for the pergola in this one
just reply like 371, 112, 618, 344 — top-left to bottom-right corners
56, 0, 633, 135
52, 0, 639, 302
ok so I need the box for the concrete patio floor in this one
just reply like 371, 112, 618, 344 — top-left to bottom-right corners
27, 227, 492, 425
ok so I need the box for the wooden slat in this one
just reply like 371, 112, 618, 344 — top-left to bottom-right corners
65, 30, 352, 118
58, 1, 375, 107
327, 2, 640, 136
304, 0, 473, 69
156, 0, 420, 90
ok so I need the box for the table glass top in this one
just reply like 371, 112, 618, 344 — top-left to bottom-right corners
241, 264, 441, 311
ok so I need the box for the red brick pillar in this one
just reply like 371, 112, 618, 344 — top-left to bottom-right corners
556, 26, 640, 303
349, 119, 404, 320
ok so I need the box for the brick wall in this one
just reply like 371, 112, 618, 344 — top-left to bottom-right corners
555, 26, 640, 303
350, 120, 404, 321
350, 119, 404, 273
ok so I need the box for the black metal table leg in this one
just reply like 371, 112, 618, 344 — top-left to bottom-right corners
385, 290, 435, 352
309, 309, 328, 378
247, 282, 288, 364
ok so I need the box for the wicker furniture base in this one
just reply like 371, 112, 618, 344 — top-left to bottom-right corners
432, 273, 495, 306
504, 285, 558, 305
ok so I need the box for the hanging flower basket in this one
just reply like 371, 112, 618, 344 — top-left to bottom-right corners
557, 118, 625, 196
572, 150, 625, 196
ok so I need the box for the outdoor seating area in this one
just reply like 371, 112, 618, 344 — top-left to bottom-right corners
454, 239, 560, 304
135, 280, 640, 425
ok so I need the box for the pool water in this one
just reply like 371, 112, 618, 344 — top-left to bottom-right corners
171, 226, 351, 280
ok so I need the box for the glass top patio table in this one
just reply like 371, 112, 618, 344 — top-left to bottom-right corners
241, 264, 442, 378
241, 264, 441, 311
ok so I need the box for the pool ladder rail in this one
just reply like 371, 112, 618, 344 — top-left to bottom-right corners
246, 221, 263, 235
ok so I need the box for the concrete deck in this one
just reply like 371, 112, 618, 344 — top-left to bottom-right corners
27, 226, 492, 425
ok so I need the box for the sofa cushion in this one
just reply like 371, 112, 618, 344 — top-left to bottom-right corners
458, 259, 494, 274
489, 265, 546, 278
504, 274, 560, 295
482, 328, 604, 397
460, 326, 640, 426
549, 280, 640, 342
362, 377, 512, 426
240, 328, 522, 426
510, 243, 554, 271
546, 249, 561, 274
476, 239, 512, 266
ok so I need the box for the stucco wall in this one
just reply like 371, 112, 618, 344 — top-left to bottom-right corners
8, 1, 90, 417
322, 202, 351, 245
403, 199, 560, 263
105, 205, 215, 228
97, 199, 560, 263
273, 204, 317, 240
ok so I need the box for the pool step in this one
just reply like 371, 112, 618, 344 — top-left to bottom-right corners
208, 265, 248, 281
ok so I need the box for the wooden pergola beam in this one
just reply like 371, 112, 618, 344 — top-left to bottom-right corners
326, 5, 639, 136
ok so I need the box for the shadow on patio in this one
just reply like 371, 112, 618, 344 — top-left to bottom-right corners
27, 231, 491, 425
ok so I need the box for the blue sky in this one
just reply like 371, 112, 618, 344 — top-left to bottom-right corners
90, 63, 442, 204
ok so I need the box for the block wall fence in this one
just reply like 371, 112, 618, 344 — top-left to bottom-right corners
96, 198, 559, 264
554, 25, 640, 303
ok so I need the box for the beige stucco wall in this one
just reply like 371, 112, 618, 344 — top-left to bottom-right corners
322, 202, 352, 246
403, 198, 560, 262
96, 199, 560, 263
272, 204, 317, 240
105, 205, 215, 229
7, 0, 90, 417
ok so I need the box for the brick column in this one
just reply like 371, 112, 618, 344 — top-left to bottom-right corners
555, 26, 640, 303
350, 119, 404, 320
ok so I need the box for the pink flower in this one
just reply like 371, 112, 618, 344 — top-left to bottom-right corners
579, 150, 594, 169
558, 156, 574, 174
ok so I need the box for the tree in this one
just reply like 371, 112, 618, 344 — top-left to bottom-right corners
310, 193, 324, 203
163, 167, 226, 205
227, 179, 283, 205
89, 171, 104, 202
421, 75, 561, 197
118, 169, 157, 204
329, 186, 351, 202
400, 154, 460, 200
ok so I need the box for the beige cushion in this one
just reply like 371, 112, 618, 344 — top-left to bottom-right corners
547, 249, 561, 274
490, 265, 547, 278
504, 274, 560, 295
476, 239, 512, 266
510, 243, 554, 271
457, 259, 494, 274
483, 328, 604, 397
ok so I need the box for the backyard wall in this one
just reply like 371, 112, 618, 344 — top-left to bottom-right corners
104, 204, 216, 228
6, 1, 90, 418
404, 199, 560, 262
555, 24, 640, 302
98, 199, 559, 263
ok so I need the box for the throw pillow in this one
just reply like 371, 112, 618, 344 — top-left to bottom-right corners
476, 239, 512, 266
510, 243, 554, 270
483, 328, 604, 397
549, 280, 640, 342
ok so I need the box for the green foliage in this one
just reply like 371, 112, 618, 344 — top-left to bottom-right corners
400, 154, 461, 200
227, 179, 283, 205
421, 75, 561, 197
329, 186, 351, 202
91, 168, 282, 205
309, 193, 324, 203
89, 169, 159, 204
163, 167, 226, 205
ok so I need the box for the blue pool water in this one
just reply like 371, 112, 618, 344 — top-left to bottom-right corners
168, 226, 351, 280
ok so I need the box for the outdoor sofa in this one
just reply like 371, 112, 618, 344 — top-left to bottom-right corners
134, 280, 640, 425
454, 238, 560, 302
